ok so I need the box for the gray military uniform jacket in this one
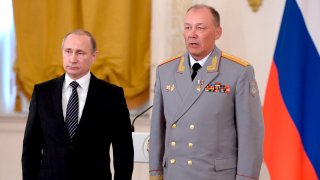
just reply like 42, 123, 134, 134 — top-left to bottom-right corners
149, 47, 264, 180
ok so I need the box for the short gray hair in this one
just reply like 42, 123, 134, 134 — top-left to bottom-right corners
62, 29, 97, 52
187, 4, 220, 26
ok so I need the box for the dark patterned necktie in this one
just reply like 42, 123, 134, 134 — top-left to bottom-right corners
65, 81, 79, 141
191, 63, 201, 81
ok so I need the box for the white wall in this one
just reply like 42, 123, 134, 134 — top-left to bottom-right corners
0, 115, 25, 180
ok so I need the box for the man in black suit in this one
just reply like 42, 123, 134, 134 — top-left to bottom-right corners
22, 29, 134, 180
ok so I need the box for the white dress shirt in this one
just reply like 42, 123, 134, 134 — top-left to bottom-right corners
189, 52, 212, 69
62, 72, 91, 122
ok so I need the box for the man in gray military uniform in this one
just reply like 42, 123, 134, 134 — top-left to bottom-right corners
149, 4, 264, 180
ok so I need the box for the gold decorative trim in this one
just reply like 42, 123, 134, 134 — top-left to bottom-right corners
207, 56, 218, 72
150, 175, 164, 180
159, 54, 182, 66
221, 52, 250, 67
248, 0, 262, 12
177, 56, 185, 73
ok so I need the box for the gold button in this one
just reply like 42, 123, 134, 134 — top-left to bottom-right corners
170, 159, 176, 164
188, 160, 193, 166
190, 124, 195, 130
171, 141, 176, 147
172, 124, 177, 128
188, 142, 193, 148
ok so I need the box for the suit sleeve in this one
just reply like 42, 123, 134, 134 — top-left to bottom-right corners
22, 85, 43, 180
235, 66, 264, 180
149, 67, 166, 180
111, 87, 134, 180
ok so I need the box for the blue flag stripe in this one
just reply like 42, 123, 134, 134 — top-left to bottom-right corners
274, 0, 320, 177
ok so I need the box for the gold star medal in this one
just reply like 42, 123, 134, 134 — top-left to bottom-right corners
197, 80, 204, 91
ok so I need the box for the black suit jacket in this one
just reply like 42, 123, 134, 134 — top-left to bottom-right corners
22, 73, 134, 180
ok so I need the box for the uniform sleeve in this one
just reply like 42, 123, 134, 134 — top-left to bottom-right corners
234, 66, 264, 180
149, 67, 166, 180
22, 85, 43, 180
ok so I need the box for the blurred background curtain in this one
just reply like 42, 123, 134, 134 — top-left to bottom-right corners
12, 0, 151, 110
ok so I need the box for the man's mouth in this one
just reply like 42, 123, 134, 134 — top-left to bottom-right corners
68, 66, 78, 69
188, 42, 199, 47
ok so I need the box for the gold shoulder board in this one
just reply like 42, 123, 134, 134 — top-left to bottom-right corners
158, 54, 182, 66
150, 175, 163, 180
221, 52, 250, 67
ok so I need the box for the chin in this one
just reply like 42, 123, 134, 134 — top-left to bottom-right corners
188, 51, 200, 56
188, 47, 200, 52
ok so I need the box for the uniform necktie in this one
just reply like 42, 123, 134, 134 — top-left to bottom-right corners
191, 63, 201, 81
65, 81, 79, 141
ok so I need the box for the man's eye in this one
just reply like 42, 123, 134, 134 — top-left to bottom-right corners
185, 26, 191, 30
77, 52, 85, 55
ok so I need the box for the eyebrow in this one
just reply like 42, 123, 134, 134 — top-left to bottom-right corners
184, 22, 205, 25
184, 23, 206, 26
64, 48, 86, 53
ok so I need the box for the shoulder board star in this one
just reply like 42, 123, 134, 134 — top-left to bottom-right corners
221, 52, 250, 67
158, 54, 182, 66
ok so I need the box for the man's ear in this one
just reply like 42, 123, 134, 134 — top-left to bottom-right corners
92, 51, 98, 61
215, 27, 222, 40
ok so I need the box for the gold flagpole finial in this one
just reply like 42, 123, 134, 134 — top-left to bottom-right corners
248, 0, 262, 12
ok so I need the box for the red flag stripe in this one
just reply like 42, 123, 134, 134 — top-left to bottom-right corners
263, 62, 317, 180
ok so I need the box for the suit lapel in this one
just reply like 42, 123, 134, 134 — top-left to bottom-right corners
76, 73, 96, 133
51, 74, 70, 141
172, 48, 222, 123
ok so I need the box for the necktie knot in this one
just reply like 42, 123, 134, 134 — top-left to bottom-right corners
192, 63, 201, 71
191, 63, 202, 81
70, 81, 79, 89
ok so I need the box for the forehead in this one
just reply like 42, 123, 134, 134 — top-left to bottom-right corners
184, 7, 214, 25
63, 34, 92, 50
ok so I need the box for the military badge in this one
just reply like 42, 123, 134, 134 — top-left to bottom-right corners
170, 84, 175, 91
206, 56, 217, 72
165, 85, 171, 91
197, 80, 204, 91
205, 82, 230, 94
165, 84, 175, 92
250, 80, 257, 96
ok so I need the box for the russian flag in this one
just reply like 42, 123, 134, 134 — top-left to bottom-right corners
263, 0, 320, 179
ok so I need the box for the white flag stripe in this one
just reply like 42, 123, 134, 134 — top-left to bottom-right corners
297, 0, 320, 55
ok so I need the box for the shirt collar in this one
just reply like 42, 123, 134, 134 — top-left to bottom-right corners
189, 52, 212, 68
65, 72, 91, 89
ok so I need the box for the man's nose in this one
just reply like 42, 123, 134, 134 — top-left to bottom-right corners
188, 28, 197, 38
70, 53, 77, 62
